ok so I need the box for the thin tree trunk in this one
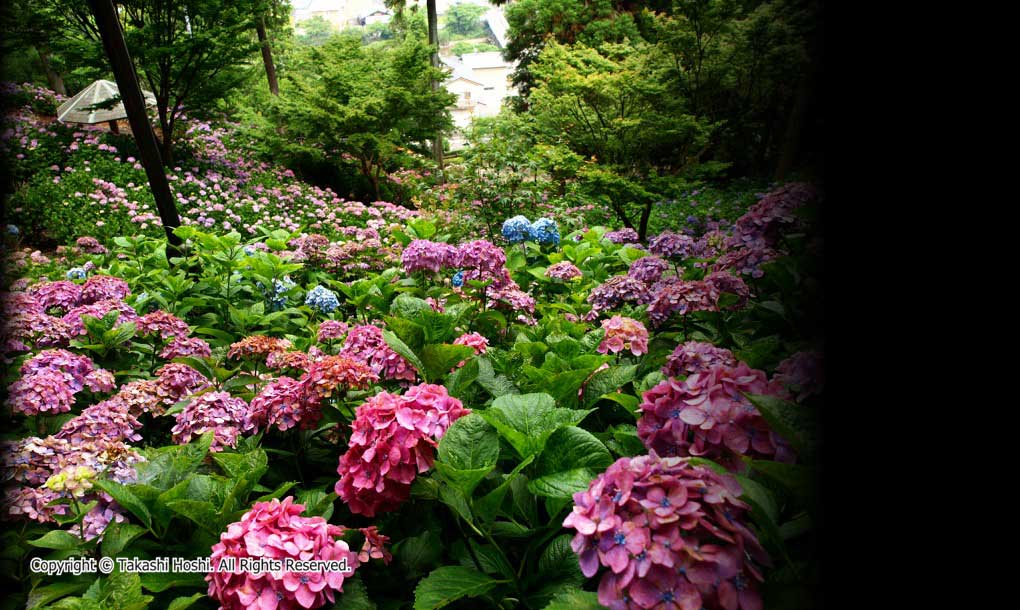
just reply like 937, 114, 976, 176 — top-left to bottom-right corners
427, 0, 444, 175
87, 0, 182, 254
36, 47, 66, 96
256, 16, 279, 95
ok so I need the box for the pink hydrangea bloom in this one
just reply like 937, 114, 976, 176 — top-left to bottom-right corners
317, 320, 349, 342
597, 316, 649, 356
339, 324, 416, 382
772, 351, 824, 402
637, 363, 795, 469
62, 298, 139, 336
137, 310, 191, 339
28, 280, 82, 311
206, 497, 360, 610
546, 261, 583, 280
628, 255, 671, 284
703, 271, 751, 309
563, 452, 770, 610
605, 228, 640, 244
75, 236, 108, 254
1, 312, 74, 351
453, 332, 489, 355
727, 182, 816, 248
401, 239, 458, 274
161, 336, 213, 359
662, 341, 737, 379
6, 350, 114, 415
335, 384, 468, 517
80, 275, 131, 304
171, 391, 252, 452
646, 280, 718, 327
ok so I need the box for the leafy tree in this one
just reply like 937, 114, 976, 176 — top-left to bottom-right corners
114, 0, 264, 165
295, 14, 336, 46
527, 40, 715, 238
259, 34, 455, 200
444, 2, 487, 38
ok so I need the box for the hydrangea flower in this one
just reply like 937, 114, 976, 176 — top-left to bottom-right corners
563, 452, 770, 610
171, 391, 252, 452
80, 275, 131, 304
228, 335, 293, 361
75, 236, 107, 254
335, 384, 468, 516
305, 285, 340, 314
605, 227, 640, 244
628, 255, 671, 285
137, 310, 190, 340
704, 271, 751, 309
6, 224, 19, 235
637, 362, 795, 468
649, 230, 699, 259
66, 267, 87, 280
456, 240, 506, 277
317, 320, 349, 342
546, 261, 583, 280
62, 298, 139, 336
529, 217, 560, 246
453, 332, 489, 355
402, 239, 459, 273
6, 350, 114, 416
662, 341, 737, 379
161, 336, 213, 359
451, 270, 465, 287
712, 240, 778, 279
28, 280, 82, 312
587, 275, 651, 315
772, 351, 824, 402
501, 215, 532, 244
339, 324, 416, 382
727, 182, 816, 248
206, 497, 361, 610
597, 316, 649, 356
646, 280, 719, 327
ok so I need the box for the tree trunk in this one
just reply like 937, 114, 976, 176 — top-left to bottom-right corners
87, 0, 182, 254
256, 16, 279, 96
774, 76, 809, 182
36, 47, 66, 96
427, 0, 444, 174
638, 198, 653, 242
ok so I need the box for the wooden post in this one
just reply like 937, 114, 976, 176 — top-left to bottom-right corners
108, 120, 120, 134
87, 0, 182, 254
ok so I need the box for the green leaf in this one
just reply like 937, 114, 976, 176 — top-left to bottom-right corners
580, 365, 638, 408
529, 427, 611, 498
445, 357, 479, 399
28, 530, 82, 550
101, 522, 148, 557
397, 530, 443, 578
745, 393, 818, 459
420, 344, 476, 382
438, 414, 499, 471
413, 566, 504, 610
478, 393, 591, 459
25, 581, 90, 610
529, 468, 600, 499
296, 488, 336, 520
212, 449, 269, 481
540, 588, 602, 610
165, 500, 220, 533
381, 329, 425, 379
107, 571, 153, 610
166, 593, 205, 610
138, 572, 207, 593
475, 357, 517, 397
328, 573, 375, 610
473, 454, 534, 523
94, 480, 152, 530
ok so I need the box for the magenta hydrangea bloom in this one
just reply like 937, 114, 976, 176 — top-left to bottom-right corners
563, 452, 770, 610
171, 391, 252, 452
727, 182, 816, 248
339, 324, 416, 382
712, 240, 778, 279
646, 280, 719, 327
80, 275, 131, 304
335, 384, 469, 517
456, 239, 506, 277
161, 336, 213, 359
637, 363, 795, 469
662, 341, 737, 379
703, 272, 751, 309
62, 298, 139, 336
137, 310, 191, 340
597, 316, 649, 356
605, 228, 640, 244
628, 255, 671, 285
772, 351, 824, 402
28, 280, 82, 312
5, 372, 76, 415
453, 332, 489, 355
75, 236, 108, 254
649, 231, 700, 260
249, 376, 309, 432
402, 239, 459, 274
546, 261, 583, 280
588, 275, 651, 315
317, 320, 349, 342
1, 291, 44, 317
6, 349, 114, 415
56, 397, 143, 445
206, 496, 361, 610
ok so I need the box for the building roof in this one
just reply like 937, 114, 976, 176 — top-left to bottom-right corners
460, 51, 510, 70
484, 8, 510, 48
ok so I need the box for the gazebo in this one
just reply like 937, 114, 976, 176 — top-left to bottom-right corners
55, 79, 156, 133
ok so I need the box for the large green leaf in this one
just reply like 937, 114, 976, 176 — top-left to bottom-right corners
28, 530, 82, 550
529, 427, 611, 498
445, 357, 479, 399
478, 393, 591, 459
212, 448, 269, 481
540, 588, 602, 610
438, 414, 500, 471
475, 357, 518, 397
381, 329, 425, 379
413, 566, 504, 610
420, 344, 476, 382
101, 522, 148, 557
580, 364, 638, 408
93, 480, 152, 531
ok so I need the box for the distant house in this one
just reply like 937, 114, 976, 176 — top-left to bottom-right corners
361, 8, 392, 26
442, 51, 518, 149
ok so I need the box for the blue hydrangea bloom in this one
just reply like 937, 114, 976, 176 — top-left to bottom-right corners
66, 267, 87, 280
305, 285, 340, 314
267, 277, 295, 311
501, 215, 532, 244
6, 225, 18, 236
452, 270, 465, 288
529, 218, 560, 246
243, 245, 257, 256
